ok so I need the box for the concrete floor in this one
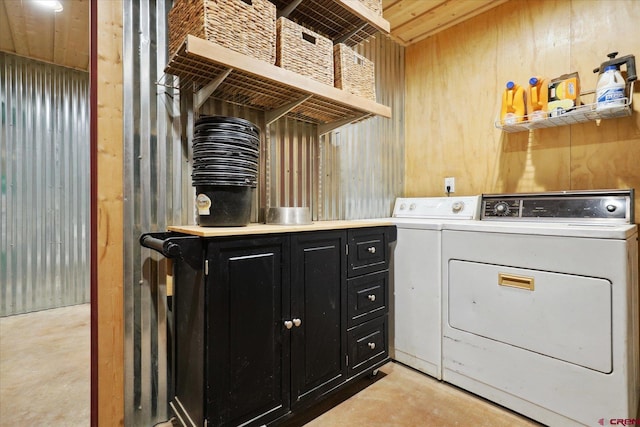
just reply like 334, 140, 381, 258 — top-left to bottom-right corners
0, 304, 90, 427
298, 362, 539, 427
1, 304, 538, 427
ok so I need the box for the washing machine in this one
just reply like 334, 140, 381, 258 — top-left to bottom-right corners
389, 196, 480, 379
441, 190, 639, 426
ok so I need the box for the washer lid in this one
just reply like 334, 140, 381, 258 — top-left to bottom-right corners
390, 217, 443, 230
393, 196, 481, 220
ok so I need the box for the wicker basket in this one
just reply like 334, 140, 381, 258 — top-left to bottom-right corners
334, 43, 376, 101
358, 0, 383, 16
276, 17, 333, 86
168, 0, 276, 64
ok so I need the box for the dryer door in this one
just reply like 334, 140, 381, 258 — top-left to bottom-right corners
447, 260, 612, 373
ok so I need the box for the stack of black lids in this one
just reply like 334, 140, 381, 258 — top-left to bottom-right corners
192, 116, 259, 188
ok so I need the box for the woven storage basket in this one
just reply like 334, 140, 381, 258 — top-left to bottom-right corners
168, 0, 276, 64
358, 0, 383, 16
334, 43, 376, 101
276, 17, 334, 86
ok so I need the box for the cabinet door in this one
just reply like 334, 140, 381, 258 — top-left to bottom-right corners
290, 231, 347, 407
206, 236, 290, 426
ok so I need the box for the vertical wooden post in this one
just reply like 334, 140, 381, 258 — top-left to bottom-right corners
93, 0, 124, 425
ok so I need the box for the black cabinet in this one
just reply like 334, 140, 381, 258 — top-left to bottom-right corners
143, 225, 396, 427
347, 315, 388, 376
346, 270, 388, 328
347, 227, 392, 277
346, 228, 394, 377
290, 231, 347, 407
207, 236, 290, 426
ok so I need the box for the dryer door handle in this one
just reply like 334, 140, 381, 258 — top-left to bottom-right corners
498, 273, 535, 291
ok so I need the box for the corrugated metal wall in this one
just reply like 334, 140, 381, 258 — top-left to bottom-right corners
321, 36, 405, 220
123, 0, 181, 424
124, 0, 404, 424
0, 53, 90, 317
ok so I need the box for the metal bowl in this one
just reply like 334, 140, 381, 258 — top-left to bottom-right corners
265, 207, 312, 225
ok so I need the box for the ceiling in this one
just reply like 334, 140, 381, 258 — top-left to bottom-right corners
0, 0, 507, 71
382, 0, 508, 46
0, 0, 89, 71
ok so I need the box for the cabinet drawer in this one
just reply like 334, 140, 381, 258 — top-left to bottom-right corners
347, 271, 387, 328
347, 316, 388, 377
347, 227, 392, 278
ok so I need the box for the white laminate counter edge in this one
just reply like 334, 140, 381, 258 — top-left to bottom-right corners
167, 220, 394, 237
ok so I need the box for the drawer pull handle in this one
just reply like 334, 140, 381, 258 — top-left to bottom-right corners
293, 318, 302, 327
284, 320, 293, 329
368, 294, 376, 302
498, 273, 535, 291
368, 342, 376, 350
367, 246, 376, 254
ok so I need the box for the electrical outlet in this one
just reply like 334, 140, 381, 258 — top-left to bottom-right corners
445, 177, 455, 194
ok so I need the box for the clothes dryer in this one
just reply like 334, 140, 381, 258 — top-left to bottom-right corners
441, 190, 639, 426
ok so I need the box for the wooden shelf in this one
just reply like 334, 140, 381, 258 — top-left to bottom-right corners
271, 0, 390, 45
164, 35, 392, 132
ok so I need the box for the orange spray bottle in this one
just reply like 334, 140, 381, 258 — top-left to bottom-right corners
500, 81, 527, 125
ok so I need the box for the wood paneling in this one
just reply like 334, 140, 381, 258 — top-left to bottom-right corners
382, 0, 508, 46
568, 0, 640, 203
405, 0, 640, 219
0, 0, 89, 71
97, 0, 124, 425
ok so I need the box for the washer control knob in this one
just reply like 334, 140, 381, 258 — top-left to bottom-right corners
399, 203, 406, 211
494, 201, 510, 216
451, 201, 464, 212
409, 203, 417, 210
606, 204, 617, 212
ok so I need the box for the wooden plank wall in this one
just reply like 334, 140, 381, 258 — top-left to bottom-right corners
405, 0, 640, 219
96, 0, 124, 425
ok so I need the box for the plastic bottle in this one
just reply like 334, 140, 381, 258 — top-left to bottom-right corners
595, 65, 625, 110
500, 81, 526, 125
526, 76, 548, 121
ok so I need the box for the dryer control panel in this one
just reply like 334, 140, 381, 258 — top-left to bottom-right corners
481, 189, 634, 223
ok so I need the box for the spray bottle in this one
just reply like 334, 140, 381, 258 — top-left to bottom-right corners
593, 52, 637, 110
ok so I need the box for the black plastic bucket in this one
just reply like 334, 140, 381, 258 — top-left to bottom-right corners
195, 185, 253, 227
193, 130, 260, 143
195, 116, 260, 137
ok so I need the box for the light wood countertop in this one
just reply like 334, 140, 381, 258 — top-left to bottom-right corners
167, 220, 393, 237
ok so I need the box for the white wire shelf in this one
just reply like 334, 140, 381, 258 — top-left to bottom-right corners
495, 82, 634, 133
